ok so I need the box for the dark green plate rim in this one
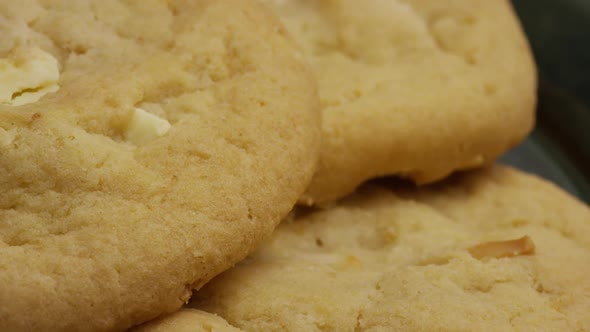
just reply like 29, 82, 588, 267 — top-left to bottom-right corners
501, 1, 590, 203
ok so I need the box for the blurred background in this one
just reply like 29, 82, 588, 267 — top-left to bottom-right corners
500, 0, 590, 202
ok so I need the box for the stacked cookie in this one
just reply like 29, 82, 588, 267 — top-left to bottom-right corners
0, 1, 587, 331
0, 1, 320, 330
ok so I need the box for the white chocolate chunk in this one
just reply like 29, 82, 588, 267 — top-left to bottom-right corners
0, 47, 60, 106
10, 84, 59, 106
125, 107, 171, 145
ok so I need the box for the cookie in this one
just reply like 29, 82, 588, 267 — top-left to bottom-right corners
0, 1, 320, 331
262, 0, 537, 204
193, 165, 590, 331
133, 309, 242, 332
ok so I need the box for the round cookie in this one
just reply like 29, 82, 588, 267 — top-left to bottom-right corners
262, 0, 537, 204
192, 165, 590, 331
133, 309, 242, 332
0, 1, 320, 331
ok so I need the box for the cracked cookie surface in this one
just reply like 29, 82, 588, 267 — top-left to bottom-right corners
0, 0, 320, 331
262, 0, 537, 204
192, 165, 590, 331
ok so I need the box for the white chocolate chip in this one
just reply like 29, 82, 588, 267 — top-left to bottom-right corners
0, 46, 60, 106
125, 107, 171, 146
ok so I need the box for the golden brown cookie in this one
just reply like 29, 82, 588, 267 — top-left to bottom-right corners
193, 165, 590, 331
264, 0, 537, 204
0, 0, 320, 330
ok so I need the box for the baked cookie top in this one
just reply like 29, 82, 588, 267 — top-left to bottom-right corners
193, 165, 590, 331
263, 0, 537, 204
0, 0, 320, 331
133, 309, 242, 332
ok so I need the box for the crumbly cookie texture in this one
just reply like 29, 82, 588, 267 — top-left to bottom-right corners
0, 0, 320, 331
262, 0, 537, 204
193, 165, 590, 332
132, 309, 243, 332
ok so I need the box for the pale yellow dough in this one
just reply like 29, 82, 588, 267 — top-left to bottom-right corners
193, 165, 590, 331
0, 0, 320, 331
263, 0, 537, 204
